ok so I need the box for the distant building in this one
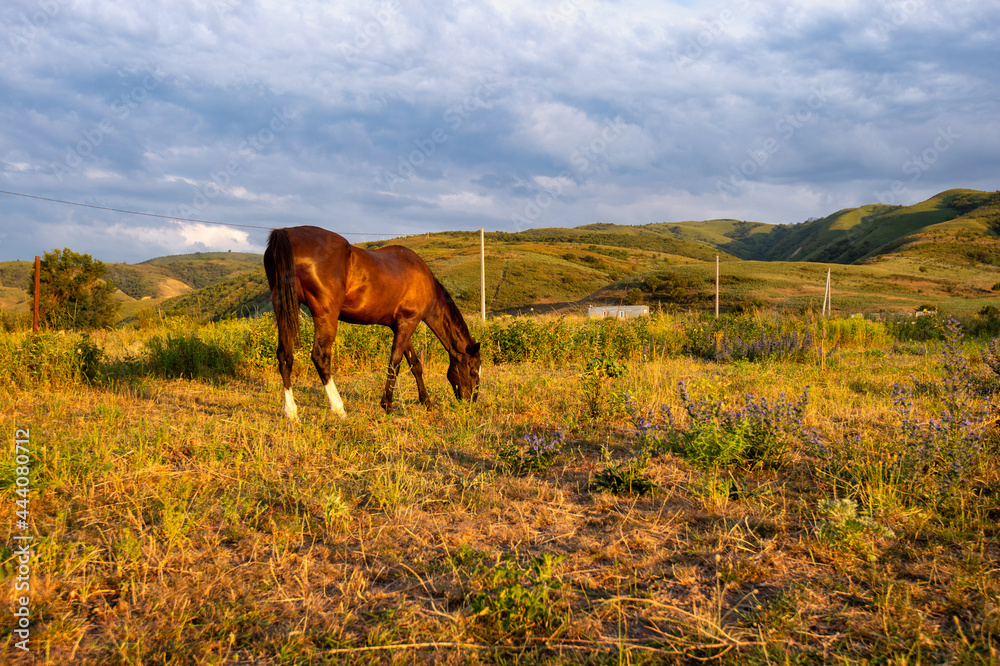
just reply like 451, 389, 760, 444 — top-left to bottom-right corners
588, 305, 650, 319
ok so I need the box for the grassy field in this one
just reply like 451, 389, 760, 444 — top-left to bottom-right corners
1, 311, 999, 664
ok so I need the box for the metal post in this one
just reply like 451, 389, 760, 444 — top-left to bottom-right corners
825, 268, 832, 316
32, 255, 40, 332
480, 228, 486, 322
823, 268, 831, 317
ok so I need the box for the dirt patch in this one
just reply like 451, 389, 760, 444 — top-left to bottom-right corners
156, 278, 194, 298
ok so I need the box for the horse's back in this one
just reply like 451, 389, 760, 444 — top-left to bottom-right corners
342, 244, 438, 321
274, 226, 438, 323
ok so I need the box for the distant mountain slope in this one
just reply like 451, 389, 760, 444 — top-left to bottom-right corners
487, 189, 999, 268
510, 224, 741, 261
874, 190, 1000, 266
160, 268, 270, 320
4, 189, 998, 322
0, 261, 33, 290
755, 189, 993, 264
102, 251, 263, 300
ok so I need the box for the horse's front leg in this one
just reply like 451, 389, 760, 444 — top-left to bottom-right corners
403, 343, 431, 406
312, 315, 347, 419
380, 353, 405, 413
381, 325, 415, 413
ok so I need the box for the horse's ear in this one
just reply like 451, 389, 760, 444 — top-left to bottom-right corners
467, 342, 481, 356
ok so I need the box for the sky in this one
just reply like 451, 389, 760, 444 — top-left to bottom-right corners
1, 0, 998, 263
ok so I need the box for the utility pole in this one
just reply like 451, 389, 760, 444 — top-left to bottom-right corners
480, 228, 486, 322
823, 268, 831, 317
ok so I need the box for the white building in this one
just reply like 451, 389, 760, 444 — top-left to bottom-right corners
587, 305, 650, 319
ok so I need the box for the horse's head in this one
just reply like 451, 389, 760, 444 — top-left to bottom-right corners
448, 341, 481, 402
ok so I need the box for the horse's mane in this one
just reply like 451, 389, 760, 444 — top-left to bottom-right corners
434, 278, 473, 342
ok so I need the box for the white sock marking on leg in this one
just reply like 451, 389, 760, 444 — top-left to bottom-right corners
283, 388, 298, 421
324, 380, 347, 419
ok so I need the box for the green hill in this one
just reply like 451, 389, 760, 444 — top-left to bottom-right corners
159, 268, 271, 320
138, 251, 261, 289
752, 189, 995, 264
4, 189, 999, 323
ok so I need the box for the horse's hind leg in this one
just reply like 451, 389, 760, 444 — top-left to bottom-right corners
403, 342, 430, 406
312, 315, 347, 419
277, 331, 298, 421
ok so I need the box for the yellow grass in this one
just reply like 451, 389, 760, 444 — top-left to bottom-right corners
1, 315, 998, 664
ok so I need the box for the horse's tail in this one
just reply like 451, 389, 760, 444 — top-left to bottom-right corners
264, 228, 300, 346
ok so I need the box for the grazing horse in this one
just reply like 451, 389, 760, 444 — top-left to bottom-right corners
263, 226, 481, 419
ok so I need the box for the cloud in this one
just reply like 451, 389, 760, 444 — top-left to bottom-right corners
1, 0, 999, 262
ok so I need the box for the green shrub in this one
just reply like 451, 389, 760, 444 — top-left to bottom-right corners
469, 554, 566, 639
0, 331, 105, 387
145, 331, 241, 379
589, 449, 657, 495
815, 498, 895, 557
0, 310, 32, 333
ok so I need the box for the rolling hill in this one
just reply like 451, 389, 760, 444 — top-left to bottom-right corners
2, 189, 998, 323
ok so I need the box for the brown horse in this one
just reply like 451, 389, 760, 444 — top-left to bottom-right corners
263, 226, 481, 419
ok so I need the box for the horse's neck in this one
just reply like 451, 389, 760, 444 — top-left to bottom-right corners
426, 291, 472, 357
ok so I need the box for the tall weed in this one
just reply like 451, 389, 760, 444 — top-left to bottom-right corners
814, 319, 990, 509
627, 382, 816, 470
0, 331, 103, 387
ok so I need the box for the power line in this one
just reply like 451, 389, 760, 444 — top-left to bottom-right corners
0, 188, 394, 237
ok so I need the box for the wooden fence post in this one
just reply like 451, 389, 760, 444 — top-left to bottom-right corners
33, 255, 40, 332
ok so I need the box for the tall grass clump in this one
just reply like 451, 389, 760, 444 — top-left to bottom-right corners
0, 309, 33, 333
0, 330, 103, 387
143, 318, 258, 379
684, 312, 890, 362
814, 318, 991, 510
983, 337, 1000, 391
626, 382, 816, 470
478, 313, 686, 366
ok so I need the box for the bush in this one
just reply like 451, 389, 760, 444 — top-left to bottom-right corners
626, 383, 817, 470
469, 554, 566, 639
496, 430, 563, 476
145, 331, 241, 379
0, 331, 105, 387
29, 248, 119, 330
0, 310, 32, 333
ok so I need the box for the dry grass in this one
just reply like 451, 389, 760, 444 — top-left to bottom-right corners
1, 318, 999, 665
